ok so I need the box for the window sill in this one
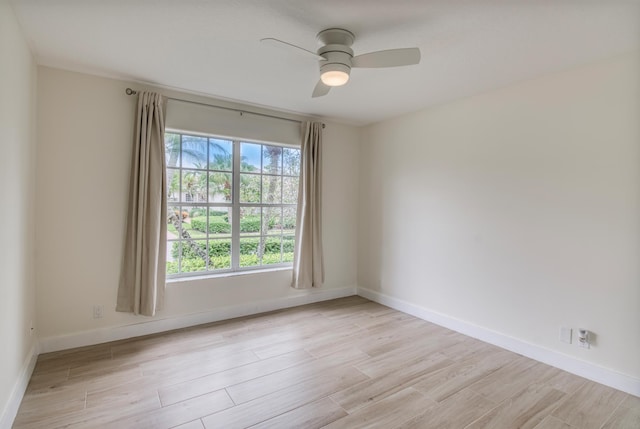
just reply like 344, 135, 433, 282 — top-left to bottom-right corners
167, 266, 293, 284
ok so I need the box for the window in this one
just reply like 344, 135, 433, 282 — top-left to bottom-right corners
165, 131, 300, 277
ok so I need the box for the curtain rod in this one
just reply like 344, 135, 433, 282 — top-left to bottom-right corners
125, 88, 324, 128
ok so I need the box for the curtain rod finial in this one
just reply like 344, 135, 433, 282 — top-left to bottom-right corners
125, 88, 137, 96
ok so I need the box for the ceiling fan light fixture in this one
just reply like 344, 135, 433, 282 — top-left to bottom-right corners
320, 63, 350, 86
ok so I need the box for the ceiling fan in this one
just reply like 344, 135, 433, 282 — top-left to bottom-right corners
261, 28, 421, 98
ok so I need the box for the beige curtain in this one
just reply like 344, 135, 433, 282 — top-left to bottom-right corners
292, 122, 324, 288
116, 91, 167, 316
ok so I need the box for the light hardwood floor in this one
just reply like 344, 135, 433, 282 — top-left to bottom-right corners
13, 296, 639, 428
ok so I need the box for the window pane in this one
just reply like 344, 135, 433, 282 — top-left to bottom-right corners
263, 145, 282, 174
167, 205, 182, 238
209, 238, 231, 270
209, 139, 232, 171
283, 207, 296, 232
283, 235, 295, 262
181, 170, 207, 203
208, 208, 231, 238
240, 207, 261, 235
264, 207, 282, 235
208, 172, 232, 203
240, 173, 261, 203
165, 133, 181, 168
167, 169, 180, 202
167, 240, 180, 275
263, 236, 282, 265
283, 147, 300, 176
262, 176, 282, 204
181, 135, 208, 169
180, 240, 207, 273
282, 176, 298, 204
240, 237, 260, 267
240, 142, 261, 172
182, 206, 207, 238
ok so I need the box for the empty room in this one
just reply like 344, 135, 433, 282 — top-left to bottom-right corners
1, 0, 639, 428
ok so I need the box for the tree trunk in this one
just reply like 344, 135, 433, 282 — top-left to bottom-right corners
168, 211, 211, 267
258, 147, 281, 261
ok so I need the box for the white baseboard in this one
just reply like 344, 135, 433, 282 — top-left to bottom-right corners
39, 285, 357, 354
357, 287, 640, 397
0, 342, 39, 429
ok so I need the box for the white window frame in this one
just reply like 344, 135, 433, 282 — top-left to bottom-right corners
166, 130, 300, 279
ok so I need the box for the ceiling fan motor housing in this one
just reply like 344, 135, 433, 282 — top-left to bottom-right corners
318, 45, 354, 72
317, 28, 356, 73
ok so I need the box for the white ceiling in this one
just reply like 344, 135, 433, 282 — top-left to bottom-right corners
10, 0, 640, 125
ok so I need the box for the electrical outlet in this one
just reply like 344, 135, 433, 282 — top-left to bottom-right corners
93, 305, 104, 319
578, 329, 590, 349
559, 327, 572, 344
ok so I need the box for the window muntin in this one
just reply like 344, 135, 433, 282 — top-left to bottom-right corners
166, 131, 300, 277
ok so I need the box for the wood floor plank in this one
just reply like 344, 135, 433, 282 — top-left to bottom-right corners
303, 327, 369, 359
466, 383, 565, 429
396, 388, 496, 429
411, 348, 516, 402
354, 335, 457, 378
468, 358, 548, 403
171, 420, 205, 429
438, 336, 501, 363
24, 367, 70, 390
601, 394, 640, 429
19, 377, 88, 409
103, 389, 233, 429
12, 397, 87, 428
358, 319, 436, 357
531, 415, 576, 429
551, 380, 627, 429
158, 349, 312, 406
248, 397, 347, 429
322, 387, 434, 429
201, 366, 369, 428
18, 393, 161, 429
620, 394, 640, 409
330, 352, 452, 412
541, 368, 587, 395
250, 319, 362, 360
225, 346, 368, 404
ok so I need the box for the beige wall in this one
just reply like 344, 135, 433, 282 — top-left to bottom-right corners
35, 67, 360, 340
0, 0, 38, 422
358, 53, 640, 378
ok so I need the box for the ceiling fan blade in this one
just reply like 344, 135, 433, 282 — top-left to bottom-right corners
312, 80, 331, 98
351, 47, 421, 68
260, 38, 324, 61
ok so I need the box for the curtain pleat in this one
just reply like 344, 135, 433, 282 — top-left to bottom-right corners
116, 91, 167, 316
292, 122, 324, 289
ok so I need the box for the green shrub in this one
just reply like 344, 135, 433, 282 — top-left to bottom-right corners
240, 216, 260, 233
189, 207, 207, 217
170, 236, 295, 273
189, 216, 231, 234
239, 237, 292, 254
209, 218, 231, 234
209, 240, 231, 256
169, 250, 294, 273
190, 216, 208, 233
187, 214, 283, 234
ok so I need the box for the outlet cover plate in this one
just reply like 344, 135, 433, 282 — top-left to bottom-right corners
560, 327, 572, 344
93, 305, 104, 319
